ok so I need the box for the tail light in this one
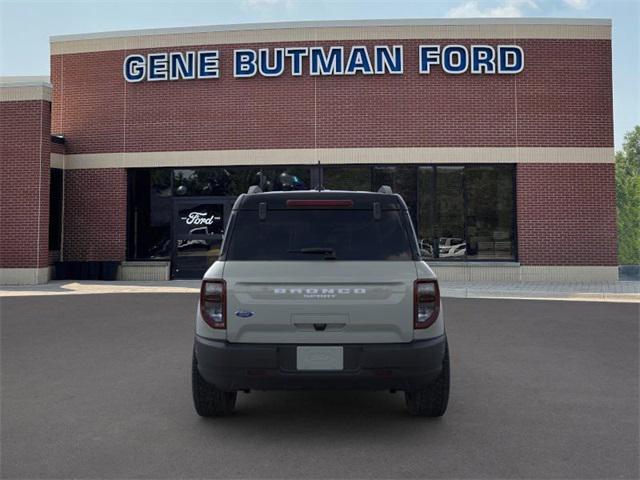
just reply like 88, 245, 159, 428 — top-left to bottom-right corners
200, 279, 226, 329
286, 199, 353, 208
414, 279, 440, 329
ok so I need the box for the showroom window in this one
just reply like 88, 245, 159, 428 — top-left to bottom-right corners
323, 165, 371, 192
172, 167, 310, 196
127, 169, 172, 260
464, 165, 516, 260
127, 164, 515, 262
127, 166, 312, 260
417, 165, 516, 261
323, 164, 516, 261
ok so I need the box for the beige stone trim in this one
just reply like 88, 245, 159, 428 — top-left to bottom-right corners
0, 85, 52, 102
50, 19, 611, 55
430, 264, 618, 282
519, 266, 618, 282
0, 267, 50, 285
118, 261, 170, 281
0, 77, 52, 102
60, 147, 614, 170
50, 153, 64, 169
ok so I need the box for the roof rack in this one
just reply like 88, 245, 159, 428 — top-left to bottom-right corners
377, 185, 393, 194
247, 185, 262, 194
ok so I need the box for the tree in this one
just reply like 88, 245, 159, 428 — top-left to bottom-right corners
616, 126, 640, 265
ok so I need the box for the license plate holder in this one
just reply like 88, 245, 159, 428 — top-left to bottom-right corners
296, 346, 344, 371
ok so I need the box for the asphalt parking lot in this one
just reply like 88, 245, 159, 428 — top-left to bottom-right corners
1, 294, 638, 479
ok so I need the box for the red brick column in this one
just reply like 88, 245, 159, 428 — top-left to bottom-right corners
516, 163, 617, 266
0, 95, 51, 284
62, 168, 127, 261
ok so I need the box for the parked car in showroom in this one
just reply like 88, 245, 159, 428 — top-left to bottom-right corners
420, 237, 467, 259
192, 187, 450, 417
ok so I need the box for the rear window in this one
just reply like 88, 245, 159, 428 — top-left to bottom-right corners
225, 209, 416, 261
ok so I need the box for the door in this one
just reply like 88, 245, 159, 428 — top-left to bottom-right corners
171, 198, 233, 279
220, 205, 419, 344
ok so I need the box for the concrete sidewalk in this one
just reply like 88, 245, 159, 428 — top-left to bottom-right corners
1, 279, 639, 302
441, 280, 640, 303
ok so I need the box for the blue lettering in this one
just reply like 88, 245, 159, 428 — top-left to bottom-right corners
309, 47, 344, 75
419, 45, 440, 74
498, 45, 524, 74
123, 54, 145, 82
374, 45, 403, 74
258, 48, 285, 77
471, 46, 496, 74
442, 45, 468, 74
169, 52, 196, 80
197, 51, 219, 79
285, 47, 308, 76
345, 46, 373, 75
147, 53, 168, 81
234, 49, 257, 77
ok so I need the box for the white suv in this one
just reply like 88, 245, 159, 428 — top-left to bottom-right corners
192, 188, 450, 417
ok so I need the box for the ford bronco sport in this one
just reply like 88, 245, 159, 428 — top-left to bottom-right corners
192, 187, 450, 417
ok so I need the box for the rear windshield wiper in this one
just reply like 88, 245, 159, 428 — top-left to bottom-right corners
287, 247, 337, 260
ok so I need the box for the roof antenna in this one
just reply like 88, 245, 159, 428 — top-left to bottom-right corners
316, 160, 324, 191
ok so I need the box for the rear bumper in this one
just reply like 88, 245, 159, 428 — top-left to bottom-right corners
194, 335, 447, 392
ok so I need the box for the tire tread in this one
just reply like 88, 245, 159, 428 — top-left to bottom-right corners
405, 342, 450, 417
192, 353, 237, 417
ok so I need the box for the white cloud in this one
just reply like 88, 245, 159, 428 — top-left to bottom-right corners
446, 0, 539, 18
562, 0, 590, 10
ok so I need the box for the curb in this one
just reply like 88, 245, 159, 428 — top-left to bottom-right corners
441, 288, 640, 303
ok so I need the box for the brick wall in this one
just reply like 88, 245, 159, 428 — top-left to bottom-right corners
0, 100, 50, 269
47, 33, 615, 269
51, 39, 612, 154
51, 140, 65, 154
62, 169, 127, 261
516, 163, 617, 266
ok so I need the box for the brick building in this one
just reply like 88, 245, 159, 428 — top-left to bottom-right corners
0, 18, 617, 284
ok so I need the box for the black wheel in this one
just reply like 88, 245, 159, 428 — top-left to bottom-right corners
405, 342, 450, 417
192, 352, 237, 417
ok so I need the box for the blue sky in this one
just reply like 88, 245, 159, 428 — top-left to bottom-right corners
1, 0, 637, 149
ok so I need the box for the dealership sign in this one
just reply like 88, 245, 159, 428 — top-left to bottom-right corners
181, 211, 220, 226
123, 44, 524, 82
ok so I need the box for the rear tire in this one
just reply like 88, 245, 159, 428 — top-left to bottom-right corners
192, 352, 237, 417
405, 342, 450, 417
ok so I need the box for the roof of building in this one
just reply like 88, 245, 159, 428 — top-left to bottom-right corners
0, 76, 51, 88
0, 76, 52, 102
50, 18, 611, 42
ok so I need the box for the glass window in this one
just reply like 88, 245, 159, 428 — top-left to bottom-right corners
465, 165, 515, 260
323, 166, 372, 191
253, 167, 311, 192
372, 165, 417, 225
126, 164, 516, 263
176, 204, 225, 236
173, 168, 231, 196
128, 166, 312, 261
435, 166, 466, 260
414, 165, 515, 261
226, 209, 414, 261
127, 169, 172, 260
48, 169, 63, 251
417, 166, 436, 259
173, 167, 310, 196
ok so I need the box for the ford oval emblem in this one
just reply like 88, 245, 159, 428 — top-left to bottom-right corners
235, 310, 254, 318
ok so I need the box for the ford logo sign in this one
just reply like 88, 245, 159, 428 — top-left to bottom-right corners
235, 310, 254, 318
